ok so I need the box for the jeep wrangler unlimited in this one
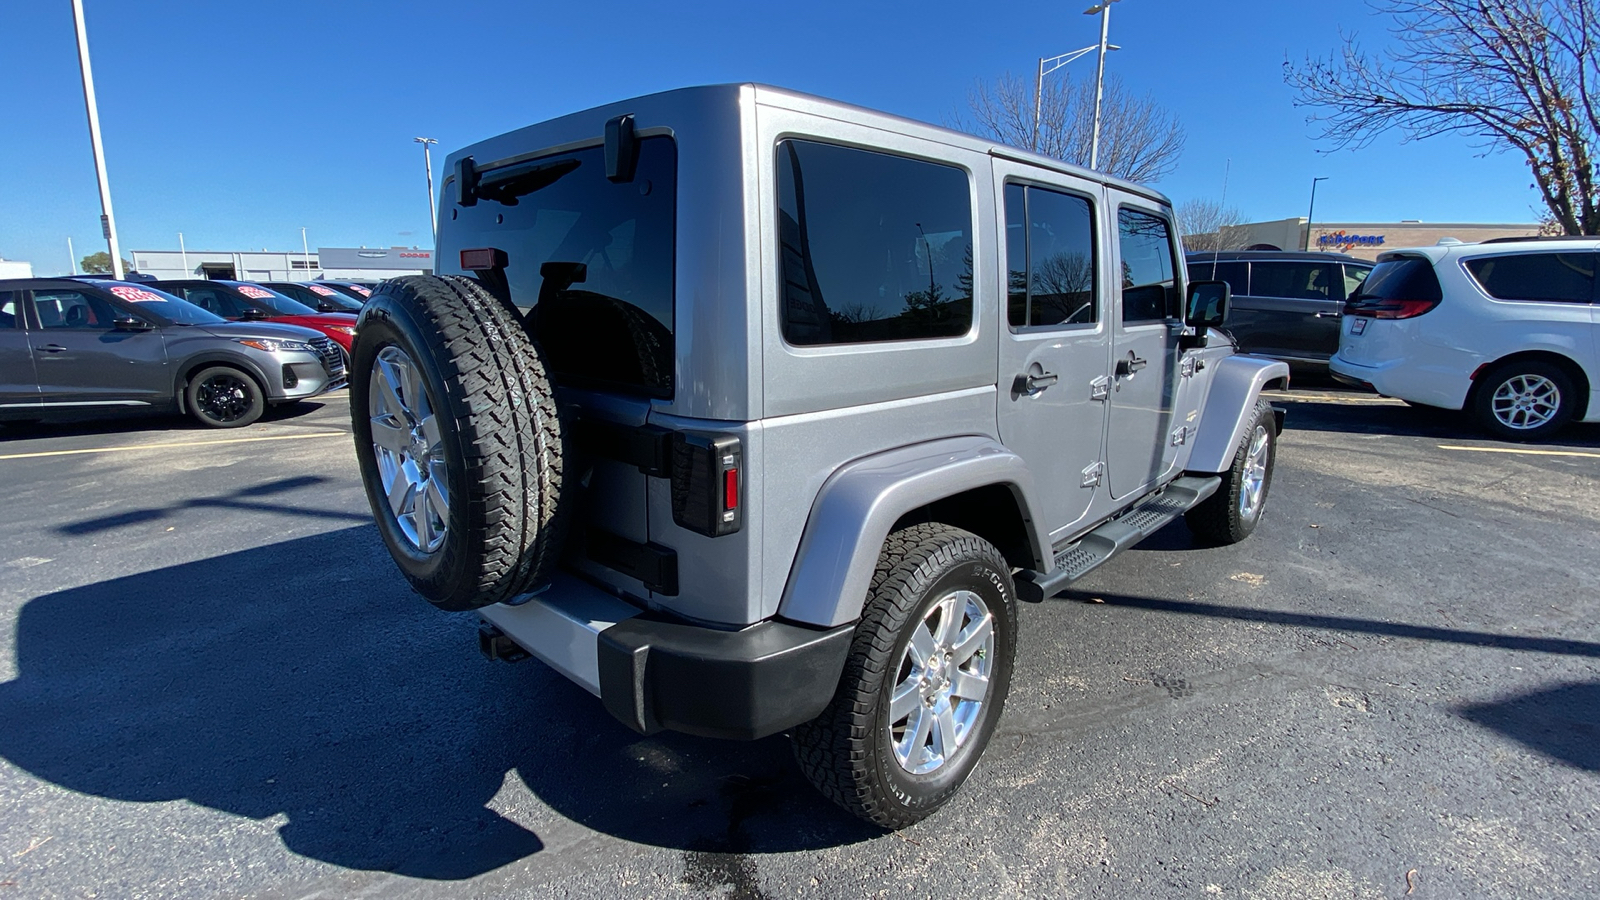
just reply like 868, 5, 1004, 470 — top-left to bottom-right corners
351, 84, 1286, 828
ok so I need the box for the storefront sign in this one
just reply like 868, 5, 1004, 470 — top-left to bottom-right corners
1318, 231, 1386, 252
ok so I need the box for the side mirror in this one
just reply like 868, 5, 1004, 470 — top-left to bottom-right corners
112, 316, 154, 332
1185, 280, 1229, 330
240, 308, 269, 321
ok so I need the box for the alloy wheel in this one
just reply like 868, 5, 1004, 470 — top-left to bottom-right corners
196, 373, 252, 423
888, 589, 995, 775
1490, 374, 1561, 431
368, 345, 450, 553
1238, 425, 1270, 520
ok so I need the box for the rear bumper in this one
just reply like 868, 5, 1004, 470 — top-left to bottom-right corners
479, 572, 853, 741
1330, 354, 1469, 409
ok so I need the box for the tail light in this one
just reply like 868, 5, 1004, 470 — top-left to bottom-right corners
671, 433, 742, 537
1345, 298, 1439, 319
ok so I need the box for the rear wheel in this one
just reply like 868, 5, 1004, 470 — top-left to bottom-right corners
1470, 360, 1577, 442
186, 366, 264, 428
794, 524, 1017, 829
1187, 399, 1276, 545
351, 275, 570, 611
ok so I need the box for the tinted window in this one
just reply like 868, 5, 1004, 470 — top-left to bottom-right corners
102, 284, 223, 325
1343, 265, 1372, 299
236, 284, 318, 316
1184, 260, 1247, 296
1357, 257, 1443, 302
1250, 261, 1334, 301
448, 137, 676, 396
1117, 209, 1179, 322
0, 291, 17, 328
170, 284, 246, 317
1005, 184, 1097, 329
33, 290, 118, 329
778, 140, 973, 345
1465, 253, 1596, 304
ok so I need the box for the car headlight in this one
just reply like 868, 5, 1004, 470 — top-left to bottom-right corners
326, 325, 357, 336
235, 337, 313, 353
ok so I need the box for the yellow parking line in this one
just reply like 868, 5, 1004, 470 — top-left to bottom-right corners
1437, 444, 1600, 460
0, 431, 348, 461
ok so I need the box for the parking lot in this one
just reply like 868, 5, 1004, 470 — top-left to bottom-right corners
0, 386, 1596, 899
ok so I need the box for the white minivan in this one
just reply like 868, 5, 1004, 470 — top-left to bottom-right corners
1330, 238, 1598, 440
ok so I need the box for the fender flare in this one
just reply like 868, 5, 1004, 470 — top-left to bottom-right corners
1186, 354, 1290, 474
776, 436, 1047, 629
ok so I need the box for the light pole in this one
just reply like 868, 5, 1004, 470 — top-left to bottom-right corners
1032, 44, 1116, 153
414, 137, 438, 248
70, 0, 122, 279
178, 231, 188, 274
1083, 0, 1123, 172
300, 226, 312, 279
1305, 176, 1329, 251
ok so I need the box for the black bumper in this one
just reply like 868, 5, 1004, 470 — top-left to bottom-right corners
596, 617, 854, 741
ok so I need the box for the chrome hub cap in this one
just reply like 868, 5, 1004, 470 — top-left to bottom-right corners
369, 345, 449, 553
1239, 425, 1270, 521
889, 590, 995, 775
1491, 374, 1560, 431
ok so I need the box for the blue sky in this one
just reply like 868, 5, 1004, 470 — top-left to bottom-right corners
2, 0, 1539, 275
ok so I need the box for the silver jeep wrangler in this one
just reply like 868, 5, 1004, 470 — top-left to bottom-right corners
351, 84, 1287, 828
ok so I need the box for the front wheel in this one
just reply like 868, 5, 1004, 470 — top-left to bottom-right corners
1187, 399, 1276, 544
793, 524, 1017, 829
186, 366, 264, 428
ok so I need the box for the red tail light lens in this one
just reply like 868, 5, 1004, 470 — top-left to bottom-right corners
1346, 298, 1440, 320
723, 467, 739, 512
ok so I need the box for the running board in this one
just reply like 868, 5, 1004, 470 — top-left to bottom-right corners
1014, 475, 1221, 603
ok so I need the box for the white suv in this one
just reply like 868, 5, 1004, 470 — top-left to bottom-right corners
1330, 237, 1598, 440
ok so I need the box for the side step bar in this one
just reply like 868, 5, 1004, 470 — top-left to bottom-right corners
1014, 475, 1221, 603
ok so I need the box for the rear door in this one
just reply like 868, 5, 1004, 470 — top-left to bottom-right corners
1105, 195, 1184, 501
0, 289, 41, 411
1230, 259, 1344, 362
993, 165, 1112, 539
27, 287, 169, 406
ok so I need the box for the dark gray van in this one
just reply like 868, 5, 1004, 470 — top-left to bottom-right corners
1186, 250, 1373, 369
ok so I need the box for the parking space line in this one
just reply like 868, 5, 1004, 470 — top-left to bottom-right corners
0, 431, 349, 461
1437, 444, 1600, 460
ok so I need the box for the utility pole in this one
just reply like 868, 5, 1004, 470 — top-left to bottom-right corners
178, 232, 188, 274
1306, 177, 1329, 251
70, 0, 123, 279
301, 227, 312, 279
1084, 0, 1122, 171
414, 137, 439, 247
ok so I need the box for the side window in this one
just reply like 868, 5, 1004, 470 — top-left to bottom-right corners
1117, 208, 1179, 323
181, 286, 241, 317
778, 139, 974, 345
1344, 265, 1372, 299
1250, 261, 1334, 302
1465, 253, 1596, 304
1212, 261, 1249, 296
1005, 183, 1097, 329
33, 290, 118, 330
0, 291, 17, 328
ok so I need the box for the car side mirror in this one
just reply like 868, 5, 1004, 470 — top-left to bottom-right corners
112, 316, 154, 332
1185, 280, 1229, 330
240, 308, 269, 321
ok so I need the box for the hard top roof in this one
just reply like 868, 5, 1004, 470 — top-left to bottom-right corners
1184, 249, 1371, 265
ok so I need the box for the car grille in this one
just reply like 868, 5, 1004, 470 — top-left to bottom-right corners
309, 335, 346, 380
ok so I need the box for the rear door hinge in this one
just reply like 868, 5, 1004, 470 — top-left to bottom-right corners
1170, 425, 1190, 446
1081, 460, 1105, 488
1089, 376, 1110, 401
1180, 356, 1198, 378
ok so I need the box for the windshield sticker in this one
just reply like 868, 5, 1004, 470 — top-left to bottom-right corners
308, 284, 339, 296
236, 285, 275, 300
349, 285, 371, 297
108, 286, 166, 303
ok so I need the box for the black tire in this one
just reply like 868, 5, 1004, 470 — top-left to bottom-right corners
793, 523, 1018, 829
351, 275, 570, 612
185, 366, 265, 428
1187, 399, 1276, 545
1469, 359, 1578, 442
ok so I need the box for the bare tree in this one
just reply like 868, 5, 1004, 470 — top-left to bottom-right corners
1286, 0, 1599, 235
1177, 198, 1250, 252
959, 72, 1186, 183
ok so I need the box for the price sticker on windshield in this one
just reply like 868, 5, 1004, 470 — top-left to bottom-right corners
1351, 318, 1368, 335
107, 286, 165, 303
309, 284, 339, 297
348, 285, 371, 297
237, 285, 276, 300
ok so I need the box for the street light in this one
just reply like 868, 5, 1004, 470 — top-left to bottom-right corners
1083, 0, 1124, 172
1032, 44, 1118, 153
1305, 176, 1330, 251
300, 226, 312, 278
70, 0, 122, 279
414, 137, 439, 248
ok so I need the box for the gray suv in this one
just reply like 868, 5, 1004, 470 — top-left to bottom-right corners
351, 85, 1288, 827
0, 279, 345, 428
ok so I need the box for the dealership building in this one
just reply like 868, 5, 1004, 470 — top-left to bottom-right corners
128, 246, 433, 282
1206, 218, 1540, 261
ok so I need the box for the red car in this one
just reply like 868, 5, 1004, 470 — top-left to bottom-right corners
153, 280, 359, 353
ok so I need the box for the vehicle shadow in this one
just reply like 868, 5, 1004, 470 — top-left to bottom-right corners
1456, 681, 1600, 772
0, 528, 874, 881
55, 475, 371, 535
1276, 394, 1600, 447
0, 400, 332, 441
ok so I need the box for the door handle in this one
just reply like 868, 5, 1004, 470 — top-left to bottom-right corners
1012, 370, 1059, 396
1115, 354, 1147, 378
37, 344, 68, 354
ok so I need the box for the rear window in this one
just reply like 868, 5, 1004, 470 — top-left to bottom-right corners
1464, 253, 1595, 304
447, 136, 677, 397
778, 139, 974, 346
1355, 257, 1442, 302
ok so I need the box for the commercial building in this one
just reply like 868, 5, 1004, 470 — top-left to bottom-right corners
128, 247, 433, 282
1203, 218, 1540, 261
0, 258, 33, 279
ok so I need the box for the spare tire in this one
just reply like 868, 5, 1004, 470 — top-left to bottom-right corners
351, 275, 570, 611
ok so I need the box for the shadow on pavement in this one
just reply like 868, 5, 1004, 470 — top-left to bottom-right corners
0, 401, 330, 442
1457, 682, 1600, 772
56, 475, 371, 535
1275, 393, 1600, 447
0, 529, 873, 881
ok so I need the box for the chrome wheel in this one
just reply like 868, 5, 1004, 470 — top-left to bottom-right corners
1238, 424, 1270, 521
889, 589, 995, 775
1490, 374, 1561, 432
369, 345, 449, 553
196, 373, 253, 423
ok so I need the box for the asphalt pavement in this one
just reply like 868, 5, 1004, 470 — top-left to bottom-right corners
0, 388, 1596, 899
